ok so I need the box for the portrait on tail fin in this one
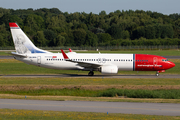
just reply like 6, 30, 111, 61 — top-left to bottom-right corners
9, 22, 50, 54
14, 34, 31, 54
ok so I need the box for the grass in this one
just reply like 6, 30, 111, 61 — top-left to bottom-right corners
1, 87, 180, 99
0, 77, 180, 86
1, 94, 180, 103
0, 109, 179, 120
0, 59, 179, 75
0, 51, 13, 56
98, 89, 180, 99
1, 77, 180, 100
0, 77, 180, 103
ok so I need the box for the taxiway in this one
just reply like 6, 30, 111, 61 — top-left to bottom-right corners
0, 99, 179, 116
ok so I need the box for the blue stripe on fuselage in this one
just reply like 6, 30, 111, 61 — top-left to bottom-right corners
133, 54, 135, 71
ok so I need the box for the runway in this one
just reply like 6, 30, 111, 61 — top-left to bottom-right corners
0, 99, 179, 116
1, 74, 180, 78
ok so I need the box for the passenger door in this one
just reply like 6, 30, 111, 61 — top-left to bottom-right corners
37, 56, 41, 64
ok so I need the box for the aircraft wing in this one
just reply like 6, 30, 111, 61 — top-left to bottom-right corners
61, 49, 101, 68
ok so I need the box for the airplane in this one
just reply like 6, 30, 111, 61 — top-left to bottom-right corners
9, 22, 175, 76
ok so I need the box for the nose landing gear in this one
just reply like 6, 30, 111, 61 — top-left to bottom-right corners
156, 71, 159, 77
88, 71, 94, 76
156, 70, 165, 76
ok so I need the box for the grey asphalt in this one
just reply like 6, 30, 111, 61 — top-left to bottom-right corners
1, 74, 180, 78
0, 56, 14, 59
0, 99, 179, 116
0, 56, 180, 59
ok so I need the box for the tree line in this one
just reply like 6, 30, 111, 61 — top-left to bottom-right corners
0, 7, 180, 47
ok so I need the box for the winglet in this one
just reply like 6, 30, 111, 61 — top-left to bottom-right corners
61, 49, 69, 60
69, 48, 72, 52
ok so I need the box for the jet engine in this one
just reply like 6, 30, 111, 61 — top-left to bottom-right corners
100, 65, 118, 74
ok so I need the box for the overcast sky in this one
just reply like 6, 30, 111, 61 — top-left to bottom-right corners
1, 0, 180, 15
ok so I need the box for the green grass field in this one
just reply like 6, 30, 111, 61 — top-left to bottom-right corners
1, 87, 180, 99
0, 49, 180, 56
1, 109, 179, 120
0, 77, 180, 100
0, 77, 180, 86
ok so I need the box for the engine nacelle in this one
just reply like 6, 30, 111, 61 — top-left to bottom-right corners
100, 65, 118, 74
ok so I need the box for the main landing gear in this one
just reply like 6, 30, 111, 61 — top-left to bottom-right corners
88, 71, 94, 76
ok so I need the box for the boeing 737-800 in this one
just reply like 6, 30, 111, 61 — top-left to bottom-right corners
9, 23, 175, 76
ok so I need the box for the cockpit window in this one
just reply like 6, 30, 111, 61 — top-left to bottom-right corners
162, 59, 168, 62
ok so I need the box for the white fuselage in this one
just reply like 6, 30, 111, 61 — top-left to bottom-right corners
15, 52, 134, 71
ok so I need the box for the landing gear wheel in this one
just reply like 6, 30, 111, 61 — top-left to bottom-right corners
88, 71, 94, 76
156, 71, 159, 77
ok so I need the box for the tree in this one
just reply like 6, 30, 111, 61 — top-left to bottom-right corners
145, 25, 156, 39
44, 29, 56, 46
107, 25, 123, 39
97, 33, 111, 43
33, 31, 47, 47
87, 12, 96, 25
56, 35, 66, 46
85, 31, 98, 46
73, 29, 87, 46
49, 8, 62, 14
173, 18, 180, 38
0, 14, 23, 28
99, 10, 106, 15
0, 35, 5, 46
161, 25, 174, 38
122, 30, 130, 39
24, 14, 44, 31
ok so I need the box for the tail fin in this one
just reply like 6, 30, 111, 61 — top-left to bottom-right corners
9, 23, 50, 54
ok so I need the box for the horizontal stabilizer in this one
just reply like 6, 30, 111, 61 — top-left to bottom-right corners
11, 52, 27, 58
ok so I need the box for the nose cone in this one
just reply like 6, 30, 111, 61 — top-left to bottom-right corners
168, 61, 175, 68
